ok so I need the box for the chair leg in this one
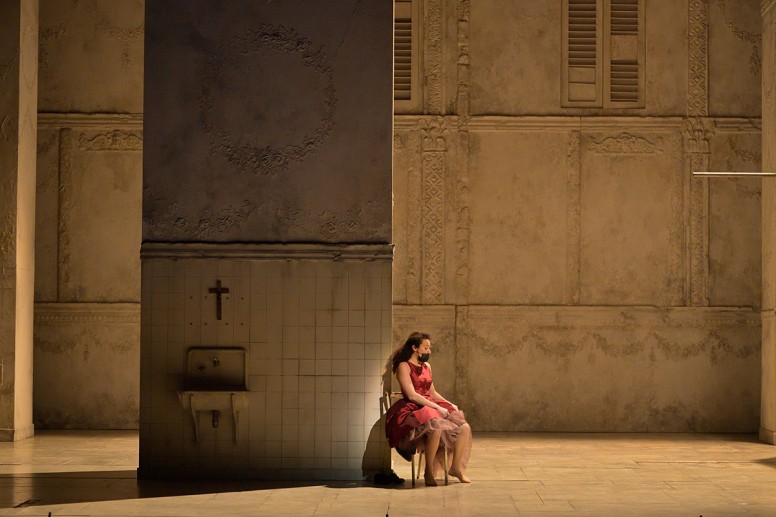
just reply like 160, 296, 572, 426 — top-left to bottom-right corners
411, 454, 415, 487
417, 451, 423, 479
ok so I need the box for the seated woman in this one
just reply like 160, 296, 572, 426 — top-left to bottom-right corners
385, 331, 472, 485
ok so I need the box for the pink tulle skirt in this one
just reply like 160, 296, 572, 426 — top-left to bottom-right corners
386, 400, 470, 475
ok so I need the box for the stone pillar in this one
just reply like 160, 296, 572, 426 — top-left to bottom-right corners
139, 1, 392, 479
0, 0, 38, 442
761, 0, 776, 444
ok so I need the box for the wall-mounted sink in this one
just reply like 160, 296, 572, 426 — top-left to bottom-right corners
184, 347, 248, 390
178, 347, 249, 443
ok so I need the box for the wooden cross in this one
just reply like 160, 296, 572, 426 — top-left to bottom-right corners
208, 280, 229, 321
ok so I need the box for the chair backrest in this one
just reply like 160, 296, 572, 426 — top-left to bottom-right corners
380, 391, 405, 416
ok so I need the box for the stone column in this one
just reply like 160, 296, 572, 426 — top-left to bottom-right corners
140, 1, 392, 479
761, 0, 776, 444
0, 0, 38, 442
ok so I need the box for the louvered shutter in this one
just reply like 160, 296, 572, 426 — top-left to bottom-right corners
605, 0, 644, 107
394, 1, 413, 102
563, 0, 603, 107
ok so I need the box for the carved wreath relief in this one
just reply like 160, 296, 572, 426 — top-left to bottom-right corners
200, 25, 338, 177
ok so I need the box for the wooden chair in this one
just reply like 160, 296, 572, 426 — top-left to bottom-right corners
381, 391, 448, 487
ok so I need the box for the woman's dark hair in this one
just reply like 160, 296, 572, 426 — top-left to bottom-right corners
391, 332, 431, 372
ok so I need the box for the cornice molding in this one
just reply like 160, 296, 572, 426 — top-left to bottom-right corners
140, 242, 394, 260
393, 304, 455, 324
394, 116, 762, 132
37, 112, 143, 129
35, 303, 140, 324
393, 304, 760, 328
713, 118, 762, 131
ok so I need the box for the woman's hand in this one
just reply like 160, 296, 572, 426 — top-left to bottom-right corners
437, 406, 450, 418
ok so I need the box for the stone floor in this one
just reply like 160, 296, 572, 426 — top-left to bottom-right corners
1, 432, 776, 516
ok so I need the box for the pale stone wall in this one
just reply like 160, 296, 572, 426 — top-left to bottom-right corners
33, 0, 144, 429
393, 0, 763, 431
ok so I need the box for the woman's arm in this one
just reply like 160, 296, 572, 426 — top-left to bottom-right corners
397, 362, 449, 415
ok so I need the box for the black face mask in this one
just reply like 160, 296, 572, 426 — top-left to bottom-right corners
418, 353, 430, 363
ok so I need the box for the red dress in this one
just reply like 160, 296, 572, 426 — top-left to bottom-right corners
385, 361, 470, 471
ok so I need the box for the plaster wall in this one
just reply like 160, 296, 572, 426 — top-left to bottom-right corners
142, 2, 390, 244
32, 0, 144, 429
393, 0, 763, 432
29, 0, 766, 437
37, 0, 144, 113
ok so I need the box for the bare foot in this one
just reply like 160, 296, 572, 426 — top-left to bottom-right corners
449, 468, 472, 483
424, 472, 438, 486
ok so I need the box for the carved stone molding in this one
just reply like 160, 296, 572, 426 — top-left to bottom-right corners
566, 131, 581, 305
57, 128, 73, 301
587, 133, 665, 154
418, 116, 455, 152
683, 117, 714, 154
39, 1, 143, 71
725, 138, 762, 199
669, 153, 686, 306
683, 117, 712, 307
726, 177, 762, 199
34, 302, 140, 324
713, 117, 762, 131
463, 322, 758, 365
37, 112, 143, 130
403, 133, 422, 304
727, 137, 761, 165
200, 25, 337, 176
717, 0, 762, 75
393, 304, 455, 324
431, 115, 684, 132
688, 0, 709, 117
679, 116, 717, 308
140, 242, 393, 260
689, 154, 710, 307
454, 129, 470, 304
464, 305, 760, 328
0, 169, 15, 263
425, 0, 444, 114
78, 130, 142, 152
456, 0, 471, 118
421, 152, 445, 304
0, 209, 15, 264
416, 117, 451, 304
142, 198, 261, 241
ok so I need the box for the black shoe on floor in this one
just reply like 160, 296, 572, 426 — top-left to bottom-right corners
373, 470, 405, 485
386, 470, 405, 485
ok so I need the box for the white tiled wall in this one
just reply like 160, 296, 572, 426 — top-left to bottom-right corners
140, 257, 392, 480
